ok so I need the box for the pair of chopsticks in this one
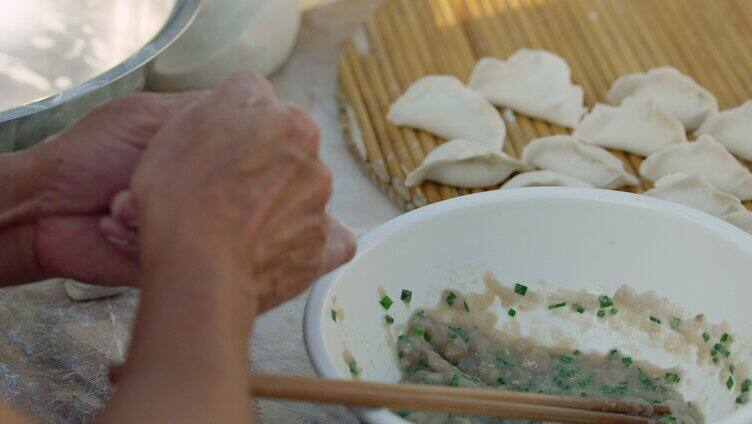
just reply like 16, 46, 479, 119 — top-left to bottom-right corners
248, 374, 669, 424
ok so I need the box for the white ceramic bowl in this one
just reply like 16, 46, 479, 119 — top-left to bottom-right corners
304, 188, 752, 424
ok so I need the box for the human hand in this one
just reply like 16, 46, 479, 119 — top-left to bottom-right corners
19, 91, 206, 285
128, 71, 355, 312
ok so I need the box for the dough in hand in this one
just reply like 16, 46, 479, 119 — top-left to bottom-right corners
64, 281, 127, 302
405, 139, 525, 188
722, 210, 752, 235
500, 170, 593, 189
695, 100, 752, 161
640, 135, 752, 200
573, 97, 686, 156
521, 135, 639, 189
607, 67, 717, 131
468, 50, 585, 128
643, 173, 745, 218
388, 76, 506, 149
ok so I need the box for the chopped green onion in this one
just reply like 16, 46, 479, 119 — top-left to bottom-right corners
721, 332, 730, 343
450, 374, 460, 387
400, 289, 412, 302
548, 302, 567, 309
736, 395, 749, 405
599, 295, 613, 308
331, 309, 337, 321
713, 357, 720, 364
622, 356, 633, 367
597, 309, 606, 318
711, 348, 719, 357
379, 296, 393, 310
397, 411, 409, 418
730, 364, 736, 374
397, 351, 404, 359
448, 326, 470, 343
423, 331, 432, 343
610, 307, 619, 315
650, 316, 662, 324
608, 349, 619, 359
742, 379, 751, 392
715, 343, 731, 357
397, 334, 407, 341
670, 317, 681, 329
572, 303, 585, 314
558, 355, 572, 364
508, 308, 517, 317
638, 368, 654, 387
573, 349, 581, 356
463, 300, 470, 312
445, 291, 457, 305
385, 315, 394, 324
576, 374, 592, 388
580, 392, 588, 397
702, 332, 711, 342
664, 372, 680, 384
559, 368, 575, 377
411, 324, 425, 336
514, 283, 528, 296
348, 358, 359, 376
496, 376, 505, 385
727, 376, 734, 390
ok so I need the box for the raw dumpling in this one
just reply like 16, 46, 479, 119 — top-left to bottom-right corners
64, 281, 128, 302
468, 50, 585, 128
521, 135, 639, 189
640, 135, 752, 200
500, 170, 593, 189
643, 173, 744, 217
607, 67, 718, 131
573, 97, 686, 156
405, 139, 525, 188
722, 210, 752, 235
695, 100, 752, 161
388, 75, 506, 149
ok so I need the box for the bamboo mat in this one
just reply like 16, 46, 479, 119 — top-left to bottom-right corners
337, 0, 752, 211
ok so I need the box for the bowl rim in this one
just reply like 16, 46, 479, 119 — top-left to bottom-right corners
0, 0, 201, 123
303, 187, 752, 424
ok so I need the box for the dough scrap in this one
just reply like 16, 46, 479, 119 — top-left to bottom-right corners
500, 170, 593, 189
468, 49, 585, 128
573, 97, 686, 156
695, 100, 752, 161
388, 75, 506, 149
405, 139, 525, 188
607, 67, 718, 131
521, 135, 639, 189
644, 173, 745, 218
640, 135, 752, 200
64, 281, 128, 302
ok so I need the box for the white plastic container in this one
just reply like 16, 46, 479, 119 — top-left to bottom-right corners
148, 0, 300, 91
304, 188, 752, 424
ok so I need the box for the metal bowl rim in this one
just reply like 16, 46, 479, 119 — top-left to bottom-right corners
0, 0, 201, 124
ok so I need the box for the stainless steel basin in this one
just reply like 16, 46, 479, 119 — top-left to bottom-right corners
0, 0, 200, 151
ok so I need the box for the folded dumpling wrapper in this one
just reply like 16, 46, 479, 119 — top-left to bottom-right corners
500, 170, 593, 189
405, 139, 525, 188
607, 67, 718, 131
644, 173, 745, 218
695, 100, 752, 161
64, 281, 128, 302
573, 97, 686, 156
388, 75, 506, 149
468, 50, 585, 129
640, 135, 752, 200
522, 135, 639, 189
722, 210, 752, 235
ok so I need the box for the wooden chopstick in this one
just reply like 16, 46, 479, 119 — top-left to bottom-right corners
248, 374, 667, 424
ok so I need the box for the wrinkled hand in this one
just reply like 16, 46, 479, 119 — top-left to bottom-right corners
26, 91, 205, 285
126, 72, 355, 311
